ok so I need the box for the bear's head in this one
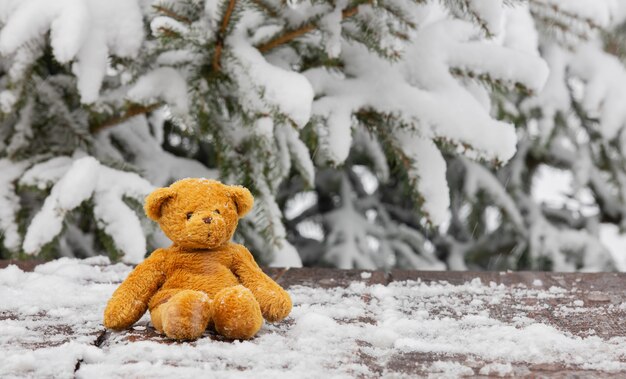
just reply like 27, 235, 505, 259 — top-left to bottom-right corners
144, 178, 254, 249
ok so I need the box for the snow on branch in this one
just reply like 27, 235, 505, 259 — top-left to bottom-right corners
228, 35, 314, 128
528, 208, 613, 272
0, 0, 144, 103
91, 103, 162, 134
443, 0, 506, 37
21, 156, 153, 263
528, 0, 616, 44
94, 116, 218, 185
462, 158, 525, 232
127, 68, 189, 114
213, 0, 238, 71
396, 134, 450, 225
568, 45, 626, 140
303, 11, 547, 225
0, 159, 29, 251
255, 2, 365, 53
323, 175, 381, 269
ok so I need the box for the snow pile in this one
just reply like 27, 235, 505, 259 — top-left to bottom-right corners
2, 259, 626, 378
0, 258, 129, 378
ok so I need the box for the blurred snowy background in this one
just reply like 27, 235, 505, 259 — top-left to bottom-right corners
0, 0, 626, 271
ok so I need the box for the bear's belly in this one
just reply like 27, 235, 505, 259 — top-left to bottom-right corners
160, 262, 240, 298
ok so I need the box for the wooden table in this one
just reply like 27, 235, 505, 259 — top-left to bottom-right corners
1, 259, 625, 378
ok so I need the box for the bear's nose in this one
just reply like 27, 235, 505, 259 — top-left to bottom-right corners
203, 217, 213, 224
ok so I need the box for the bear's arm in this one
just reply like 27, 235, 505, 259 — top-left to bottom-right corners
230, 244, 292, 322
103, 249, 167, 330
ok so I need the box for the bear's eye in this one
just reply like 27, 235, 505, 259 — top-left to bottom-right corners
214, 209, 221, 215
186, 212, 193, 220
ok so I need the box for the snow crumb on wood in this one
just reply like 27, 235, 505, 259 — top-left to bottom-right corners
1, 260, 626, 378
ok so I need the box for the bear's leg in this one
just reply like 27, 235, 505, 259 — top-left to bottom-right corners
150, 289, 212, 340
211, 285, 263, 340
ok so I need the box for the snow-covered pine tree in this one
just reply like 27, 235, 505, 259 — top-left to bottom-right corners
139, 0, 550, 268
0, 0, 621, 271
423, 0, 626, 271
281, 0, 626, 270
0, 1, 215, 263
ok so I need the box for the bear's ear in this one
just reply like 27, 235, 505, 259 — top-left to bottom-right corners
230, 185, 254, 217
144, 187, 176, 220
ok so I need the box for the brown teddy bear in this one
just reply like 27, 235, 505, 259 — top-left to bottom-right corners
103, 178, 292, 340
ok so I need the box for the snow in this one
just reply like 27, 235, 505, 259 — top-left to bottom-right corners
307, 30, 529, 165
465, 0, 503, 36
20, 156, 75, 190
245, 171, 304, 267
150, 16, 189, 36
478, 362, 513, 376
2, 259, 626, 378
6, 97, 34, 156
0, 258, 129, 378
536, 0, 617, 29
0, 89, 16, 112
531, 164, 598, 217
128, 67, 189, 114
269, 240, 304, 268
428, 361, 475, 377
155, 49, 199, 66
95, 117, 218, 186
21, 156, 98, 255
228, 33, 314, 128
254, 117, 274, 139
0, 159, 28, 251
279, 124, 315, 187
303, 6, 548, 226
569, 44, 626, 140
21, 156, 154, 264
463, 158, 524, 231
599, 224, 626, 272
318, 1, 344, 58
503, 4, 540, 55
398, 134, 450, 225
0, 0, 144, 103
323, 175, 381, 269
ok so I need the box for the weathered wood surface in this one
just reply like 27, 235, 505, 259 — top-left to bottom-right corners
1, 260, 626, 378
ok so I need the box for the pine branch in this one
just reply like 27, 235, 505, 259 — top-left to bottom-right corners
249, 0, 279, 18
528, 0, 601, 30
256, 24, 316, 54
91, 103, 161, 133
449, 67, 534, 95
464, 2, 493, 37
378, 1, 416, 30
528, 0, 601, 44
152, 5, 192, 25
256, 4, 364, 53
212, 0, 238, 71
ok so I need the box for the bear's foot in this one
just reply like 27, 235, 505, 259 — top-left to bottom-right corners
151, 290, 212, 340
212, 285, 263, 340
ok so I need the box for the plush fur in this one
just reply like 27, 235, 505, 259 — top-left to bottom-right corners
103, 178, 292, 340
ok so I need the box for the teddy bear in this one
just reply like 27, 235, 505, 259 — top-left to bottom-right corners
103, 178, 292, 340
